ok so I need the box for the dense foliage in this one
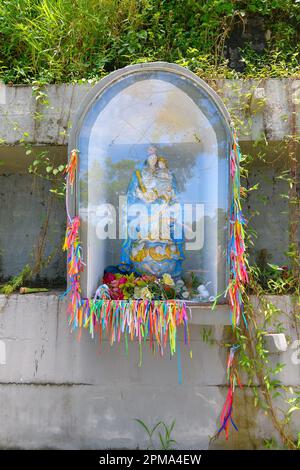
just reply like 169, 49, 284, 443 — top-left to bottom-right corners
0, 0, 299, 83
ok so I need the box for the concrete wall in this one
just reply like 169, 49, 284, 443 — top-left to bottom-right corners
0, 174, 65, 281
0, 79, 299, 144
0, 293, 298, 449
245, 160, 291, 266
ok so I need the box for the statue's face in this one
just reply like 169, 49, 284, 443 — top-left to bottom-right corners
158, 160, 166, 169
147, 154, 157, 169
147, 146, 157, 156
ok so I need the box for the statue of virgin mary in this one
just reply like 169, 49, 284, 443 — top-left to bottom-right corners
121, 146, 184, 278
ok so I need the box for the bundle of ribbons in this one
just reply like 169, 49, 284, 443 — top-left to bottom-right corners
62, 150, 189, 358
217, 130, 248, 440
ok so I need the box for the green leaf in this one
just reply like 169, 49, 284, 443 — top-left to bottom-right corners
288, 406, 300, 415
267, 263, 283, 271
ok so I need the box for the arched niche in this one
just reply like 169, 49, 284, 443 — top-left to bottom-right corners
69, 62, 232, 301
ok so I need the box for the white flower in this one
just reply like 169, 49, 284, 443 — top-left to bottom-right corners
197, 284, 210, 299
181, 291, 190, 299
134, 286, 152, 300
141, 287, 152, 300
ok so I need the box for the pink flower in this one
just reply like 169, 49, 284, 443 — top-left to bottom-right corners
117, 277, 127, 286
110, 287, 124, 300
103, 272, 116, 284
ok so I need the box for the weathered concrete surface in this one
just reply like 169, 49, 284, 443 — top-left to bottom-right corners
245, 162, 291, 266
0, 79, 299, 144
0, 293, 230, 449
0, 145, 66, 174
0, 174, 65, 281
0, 83, 91, 145
249, 295, 300, 387
0, 293, 298, 449
217, 79, 300, 141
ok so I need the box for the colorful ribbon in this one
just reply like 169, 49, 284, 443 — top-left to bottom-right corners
218, 130, 248, 439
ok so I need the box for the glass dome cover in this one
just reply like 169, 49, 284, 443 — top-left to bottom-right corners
68, 62, 232, 301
